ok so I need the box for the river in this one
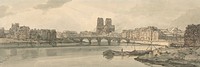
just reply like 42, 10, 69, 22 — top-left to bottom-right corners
0, 42, 164, 67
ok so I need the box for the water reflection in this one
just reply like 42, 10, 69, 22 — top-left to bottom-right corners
19, 48, 60, 59
0, 45, 164, 67
10, 49, 17, 56
46, 49, 57, 56
21, 50, 39, 59
103, 54, 133, 60
103, 54, 114, 60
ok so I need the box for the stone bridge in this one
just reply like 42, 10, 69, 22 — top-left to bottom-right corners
68, 36, 131, 45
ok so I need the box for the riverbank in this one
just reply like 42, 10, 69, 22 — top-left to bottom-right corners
134, 40, 170, 46
0, 38, 168, 48
0, 38, 171, 44
0, 38, 81, 44
0, 38, 83, 48
135, 47, 200, 67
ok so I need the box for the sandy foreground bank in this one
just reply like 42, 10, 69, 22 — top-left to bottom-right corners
135, 47, 200, 67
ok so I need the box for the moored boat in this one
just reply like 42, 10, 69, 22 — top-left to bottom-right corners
103, 49, 152, 56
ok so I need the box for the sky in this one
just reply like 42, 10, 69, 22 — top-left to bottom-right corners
0, 0, 200, 32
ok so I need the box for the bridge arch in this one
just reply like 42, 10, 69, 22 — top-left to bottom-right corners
80, 37, 97, 45
118, 38, 130, 43
74, 36, 131, 46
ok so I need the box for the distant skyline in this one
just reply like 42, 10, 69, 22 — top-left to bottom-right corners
0, 0, 200, 32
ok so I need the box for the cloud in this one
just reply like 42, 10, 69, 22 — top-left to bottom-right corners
0, 2, 116, 32
2, 0, 200, 31
34, 0, 72, 10
0, 5, 12, 18
172, 7, 200, 29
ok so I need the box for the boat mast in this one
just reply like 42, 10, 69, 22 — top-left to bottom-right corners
150, 28, 153, 51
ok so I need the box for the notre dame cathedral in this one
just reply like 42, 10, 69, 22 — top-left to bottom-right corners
96, 17, 115, 35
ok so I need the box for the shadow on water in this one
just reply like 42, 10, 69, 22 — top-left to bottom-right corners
21, 50, 39, 59
0, 48, 60, 61
103, 54, 114, 60
103, 53, 132, 60
20, 49, 60, 59
46, 49, 58, 56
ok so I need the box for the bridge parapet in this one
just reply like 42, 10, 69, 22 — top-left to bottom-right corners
65, 35, 131, 45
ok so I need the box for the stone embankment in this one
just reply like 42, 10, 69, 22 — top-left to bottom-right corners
135, 47, 200, 67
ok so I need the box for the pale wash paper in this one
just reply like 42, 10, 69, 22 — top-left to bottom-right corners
0, 0, 199, 67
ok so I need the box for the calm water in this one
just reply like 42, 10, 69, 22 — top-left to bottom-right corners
0, 43, 163, 67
